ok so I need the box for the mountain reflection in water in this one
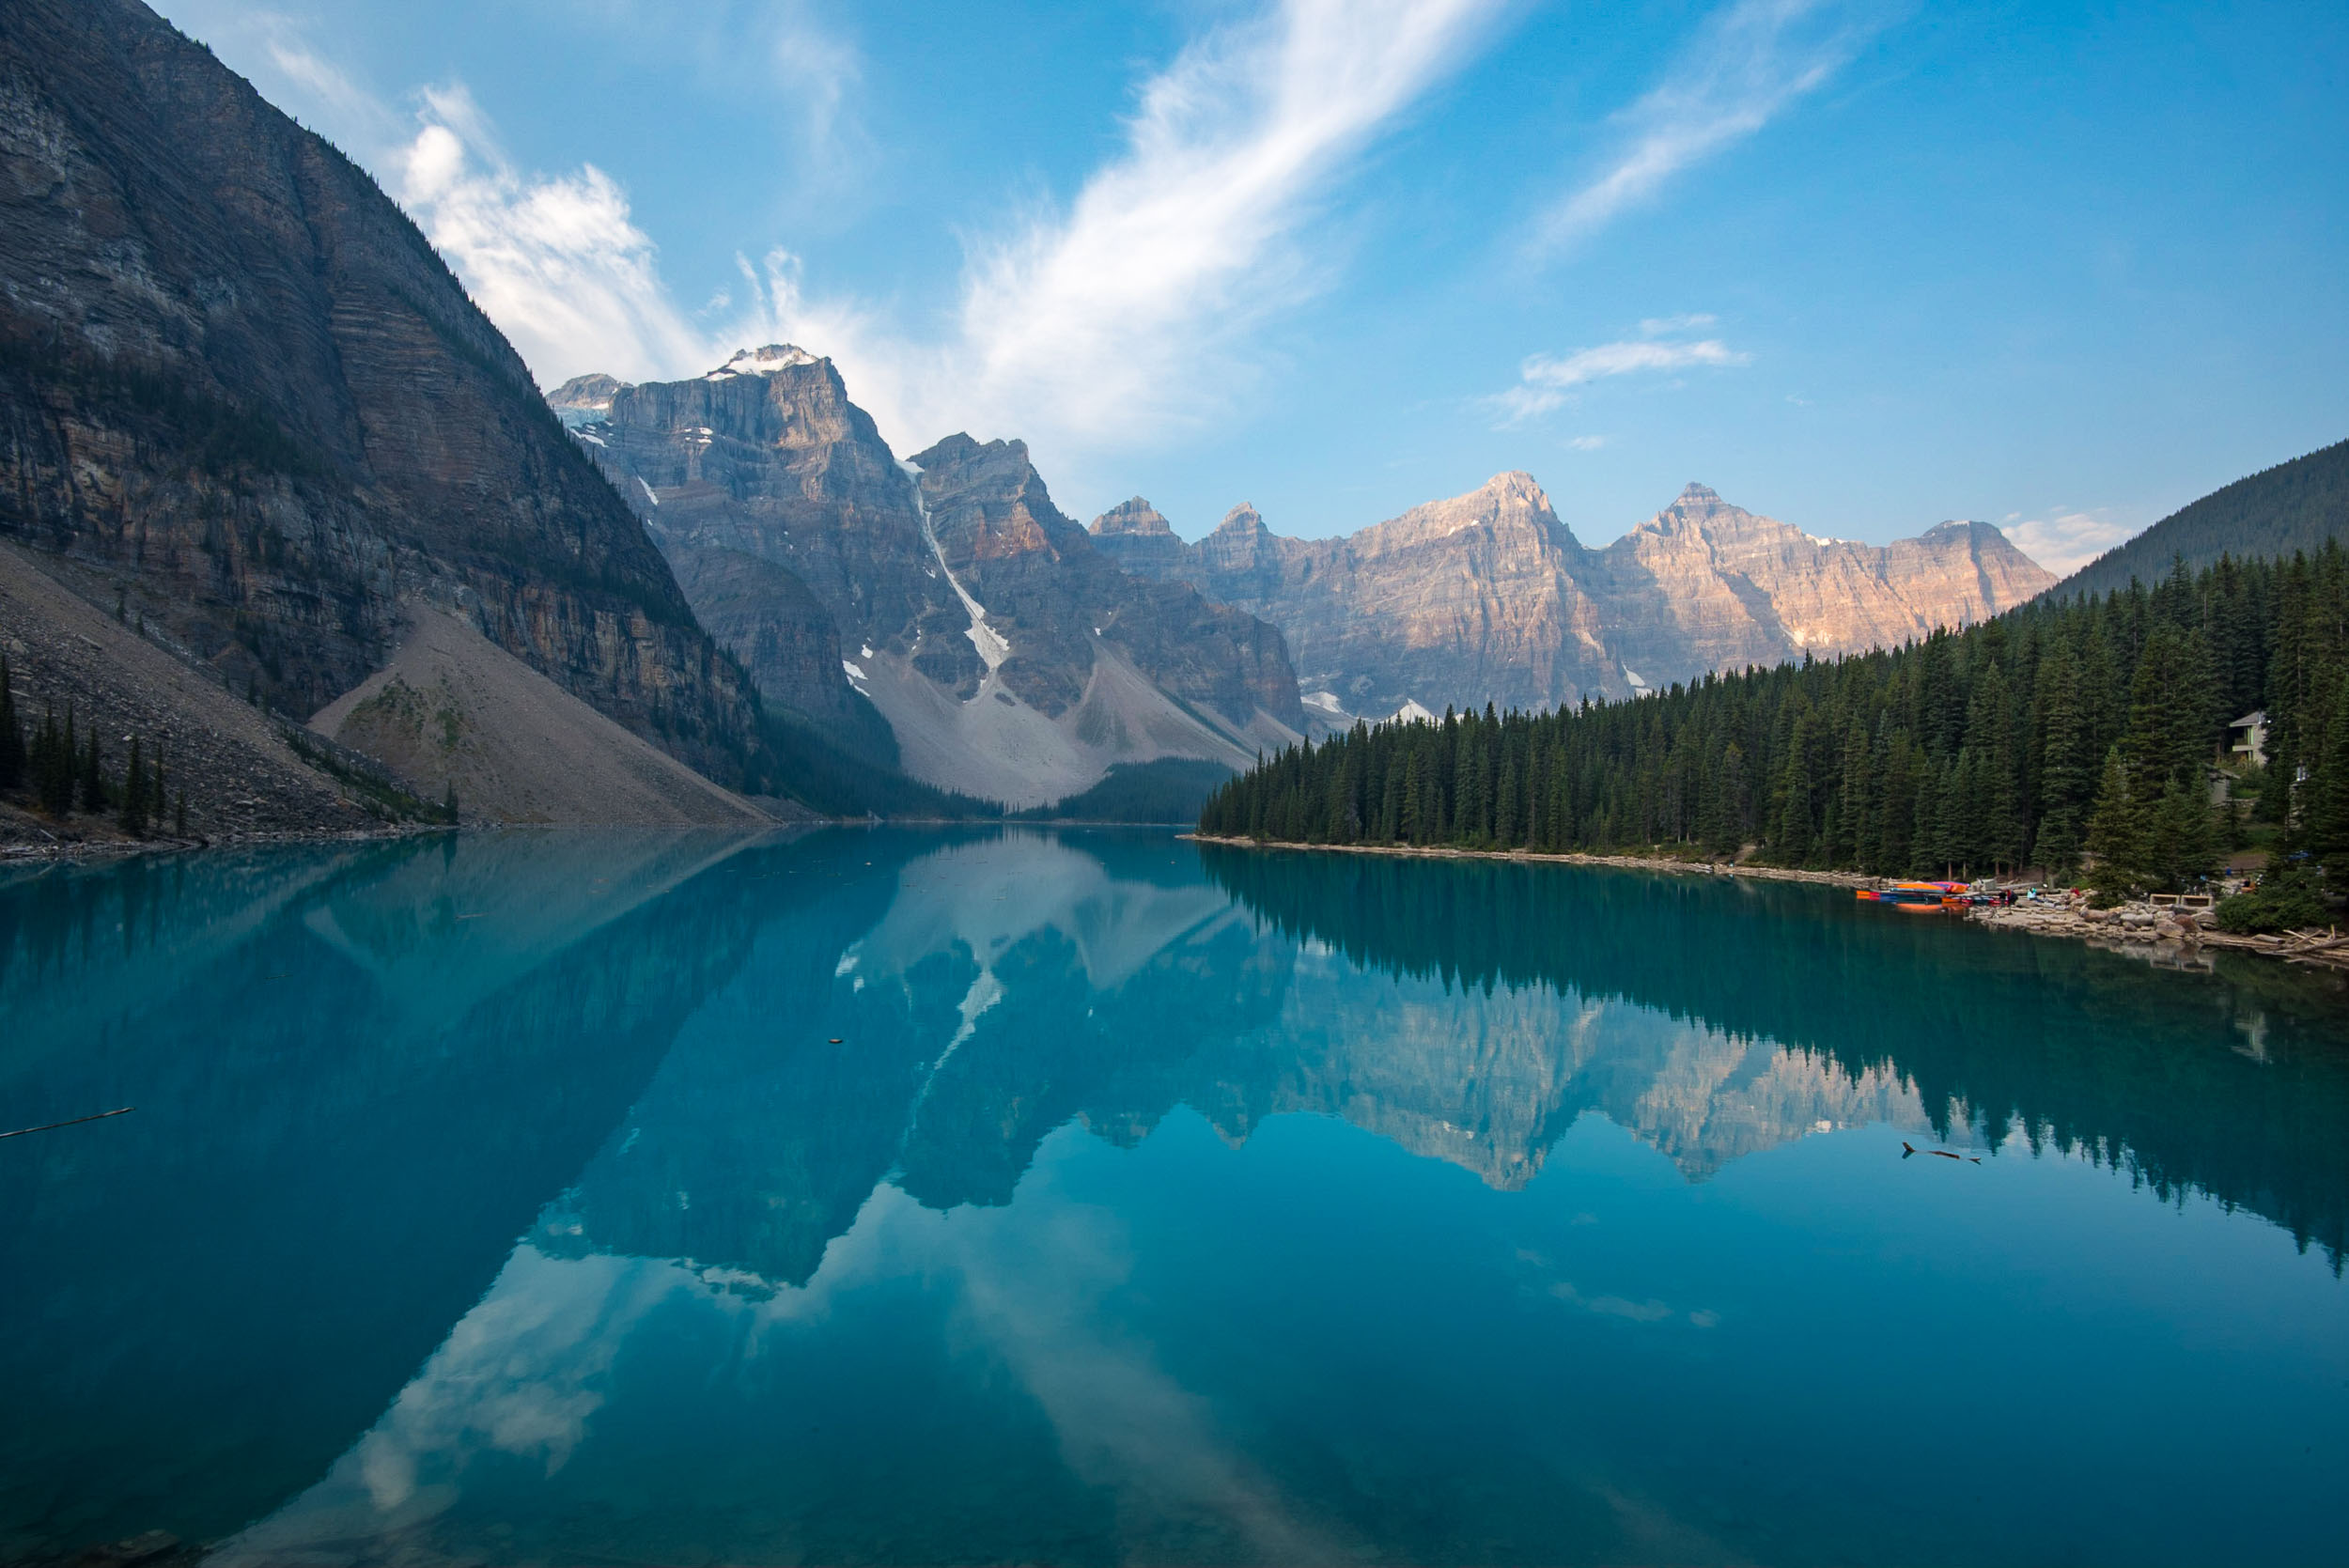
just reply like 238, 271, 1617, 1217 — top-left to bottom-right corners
2, 829, 2343, 1567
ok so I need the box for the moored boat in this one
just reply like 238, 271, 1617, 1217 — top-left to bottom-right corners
1858, 880, 1963, 909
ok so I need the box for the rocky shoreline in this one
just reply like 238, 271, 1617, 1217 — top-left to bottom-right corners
1968, 895, 2349, 973
1189, 834, 2349, 978
1184, 833, 1876, 889
0, 812, 437, 867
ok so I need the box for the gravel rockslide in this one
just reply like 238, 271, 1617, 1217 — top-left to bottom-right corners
2, 541, 381, 857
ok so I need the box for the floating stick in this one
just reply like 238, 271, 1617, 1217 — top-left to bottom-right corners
0, 1106, 134, 1140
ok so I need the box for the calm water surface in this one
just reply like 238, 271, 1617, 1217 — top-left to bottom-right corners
3, 829, 2346, 1566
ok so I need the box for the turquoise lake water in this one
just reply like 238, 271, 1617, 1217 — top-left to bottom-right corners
2, 828, 2345, 1566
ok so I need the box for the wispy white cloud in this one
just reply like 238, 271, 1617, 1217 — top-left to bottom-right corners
767, 2, 863, 165
2000, 508, 2142, 576
259, 29, 403, 146
1486, 334, 1749, 426
933, 0, 1506, 453
1532, 0, 1879, 256
281, 0, 1509, 478
1638, 313, 1719, 336
1566, 433, 1610, 451
397, 88, 715, 381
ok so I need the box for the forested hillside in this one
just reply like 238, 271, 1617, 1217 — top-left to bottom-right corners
2055, 441, 2349, 600
1202, 547, 2349, 893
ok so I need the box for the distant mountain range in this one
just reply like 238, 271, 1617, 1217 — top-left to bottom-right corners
552, 355, 1304, 809
1093, 474, 2052, 725
554, 350, 2057, 791
4, 0, 2335, 827
2051, 438, 2349, 600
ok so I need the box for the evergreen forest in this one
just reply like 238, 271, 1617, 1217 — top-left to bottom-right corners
1200, 548, 2349, 896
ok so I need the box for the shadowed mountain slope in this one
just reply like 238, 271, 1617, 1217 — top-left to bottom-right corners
2051, 439, 2349, 600
557, 352, 1304, 808
0, 0, 759, 788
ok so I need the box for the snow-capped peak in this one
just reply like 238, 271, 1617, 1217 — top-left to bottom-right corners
705, 344, 818, 380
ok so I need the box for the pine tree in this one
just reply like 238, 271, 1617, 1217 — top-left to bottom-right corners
173, 789, 188, 838
0, 654, 22, 792
2143, 769, 2217, 892
78, 722, 106, 814
2307, 675, 2349, 886
2031, 643, 2092, 877
1705, 742, 1747, 856
1834, 715, 1872, 865
2086, 747, 2148, 899
1964, 661, 2022, 871
117, 737, 148, 835
34, 706, 73, 816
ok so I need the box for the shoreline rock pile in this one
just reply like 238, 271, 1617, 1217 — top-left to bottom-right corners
1969, 893, 2349, 972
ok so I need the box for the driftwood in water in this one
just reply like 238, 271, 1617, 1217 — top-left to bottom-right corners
0, 1105, 134, 1140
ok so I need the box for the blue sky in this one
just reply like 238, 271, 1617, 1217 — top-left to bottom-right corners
157, 0, 2348, 567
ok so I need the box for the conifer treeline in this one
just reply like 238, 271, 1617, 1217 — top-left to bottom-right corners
1201, 550, 2349, 891
0, 653, 184, 836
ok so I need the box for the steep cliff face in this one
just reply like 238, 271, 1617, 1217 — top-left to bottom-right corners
1592, 485, 2054, 689
571, 355, 940, 760
912, 433, 1303, 731
1097, 476, 2054, 716
1097, 474, 1620, 719
565, 351, 1304, 806
0, 0, 758, 781
547, 373, 629, 424
1088, 496, 1189, 578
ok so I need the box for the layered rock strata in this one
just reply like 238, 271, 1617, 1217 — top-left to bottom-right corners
562, 351, 1304, 806
1591, 484, 2055, 690
1094, 477, 2054, 720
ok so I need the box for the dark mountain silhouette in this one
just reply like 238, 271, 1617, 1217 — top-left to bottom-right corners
2053, 439, 2349, 599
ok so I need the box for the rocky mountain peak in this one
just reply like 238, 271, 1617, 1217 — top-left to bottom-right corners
1639, 481, 1773, 542
1092, 497, 1175, 537
909, 435, 1059, 548
706, 344, 820, 380
560, 362, 1303, 804
1358, 471, 1576, 559
1214, 504, 1268, 537
547, 372, 629, 415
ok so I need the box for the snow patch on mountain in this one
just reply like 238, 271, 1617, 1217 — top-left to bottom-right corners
902, 458, 1010, 678
705, 344, 819, 380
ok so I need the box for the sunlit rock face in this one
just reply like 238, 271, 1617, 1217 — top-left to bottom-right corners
1088, 496, 1189, 579
1094, 478, 2054, 719
1097, 474, 1616, 722
1590, 485, 2056, 689
564, 355, 1305, 805
0, 0, 758, 779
